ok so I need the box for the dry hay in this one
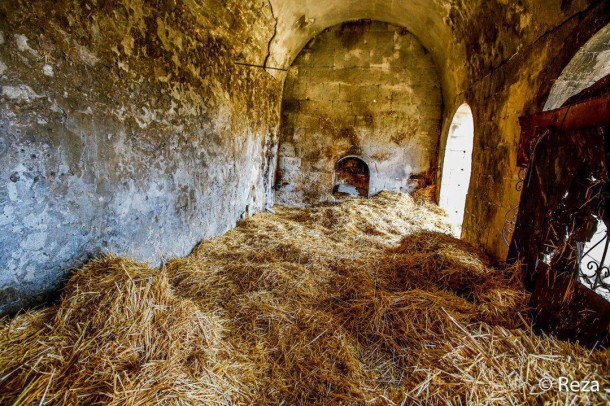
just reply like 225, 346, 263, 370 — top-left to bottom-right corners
1, 192, 608, 405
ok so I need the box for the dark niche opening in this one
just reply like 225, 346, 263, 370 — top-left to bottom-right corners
333, 157, 370, 197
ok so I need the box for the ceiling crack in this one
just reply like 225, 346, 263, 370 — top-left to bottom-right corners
263, 0, 278, 71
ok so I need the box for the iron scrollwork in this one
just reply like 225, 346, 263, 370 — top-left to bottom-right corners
502, 167, 528, 247
503, 130, 551, 248
578, 229, 610, 298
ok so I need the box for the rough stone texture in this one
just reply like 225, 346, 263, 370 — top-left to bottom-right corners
266, 1, 596, 109
457, 1, 610, 260
266, 0, 467, 103
275, 21, 442, 206
3, 0, 610, 314
266, 0, 607, 259
0, 0, 281, 315
544, 22, 610, 111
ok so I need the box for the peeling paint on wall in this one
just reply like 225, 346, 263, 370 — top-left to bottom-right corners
0, 0, 281, 315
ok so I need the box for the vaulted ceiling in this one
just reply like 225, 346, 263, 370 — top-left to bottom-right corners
266, 0, 597, 101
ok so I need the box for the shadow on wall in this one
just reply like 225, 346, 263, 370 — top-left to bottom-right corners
333, 156, 370, 197
439, 103, 475, 238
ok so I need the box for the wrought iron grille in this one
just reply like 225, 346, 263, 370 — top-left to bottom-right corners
502, 166, 528, 247
577, 224, 610, 301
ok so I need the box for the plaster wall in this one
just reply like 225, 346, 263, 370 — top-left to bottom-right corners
2, 0, 609, 314
275, 21, 442, 206
0, 0, 281, 314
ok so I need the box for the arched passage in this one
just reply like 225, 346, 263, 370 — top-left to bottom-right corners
274, 20, 442, 206
333, 156, 370, 197
439, 103, 475, 238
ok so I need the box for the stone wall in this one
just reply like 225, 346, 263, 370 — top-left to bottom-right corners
454, 1, 610, 260
275, 21, 442, 206
544, 22, 610, 111
268, 0, 606, 259
3, 0, 609, 315
0, 0, 281, 315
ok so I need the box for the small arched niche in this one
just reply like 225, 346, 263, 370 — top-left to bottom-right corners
439, 103, 475, 238
333, 156, 370, 197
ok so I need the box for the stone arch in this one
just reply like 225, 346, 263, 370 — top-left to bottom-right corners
274, 20, 442, 206
544, 22, 610, 111
333, 156, 371, 197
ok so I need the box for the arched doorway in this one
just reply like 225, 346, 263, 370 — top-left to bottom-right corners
333, 157, 370, 197
439, 103, 475, 238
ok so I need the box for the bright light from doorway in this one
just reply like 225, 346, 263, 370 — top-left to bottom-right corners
439, 103, 475, 238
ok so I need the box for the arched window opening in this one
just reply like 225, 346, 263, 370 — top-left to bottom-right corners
579, 219, 610, 301
520, 22, 610, 303
439, 103, 475, 238
510, 22, 610, 343
548, 23, 610, 301
333, 157, 370, 197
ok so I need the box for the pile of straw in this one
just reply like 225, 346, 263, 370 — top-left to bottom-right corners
1, 192, 608, 404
